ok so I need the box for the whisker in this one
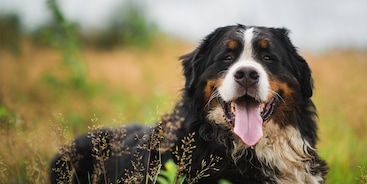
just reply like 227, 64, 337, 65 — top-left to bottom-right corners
205, 89, 221, 109
268, 89, 285, 103
204, 71, 227, 109
217, 70, 228, 76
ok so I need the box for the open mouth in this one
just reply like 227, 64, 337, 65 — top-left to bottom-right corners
217, 94, 279, 146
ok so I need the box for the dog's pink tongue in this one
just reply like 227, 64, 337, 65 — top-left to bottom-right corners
234, 102, 263, 146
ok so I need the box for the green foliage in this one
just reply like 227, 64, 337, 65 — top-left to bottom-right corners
0, 13, 21, 54
0, 104, 12, 120
219, 179, 232, 184
114, 0, 157, 48
82, 0, 158, 49
156, 160, 232, 184
0, 102, 15, 129
157, 159, 185, 184
46, 0, 86, 88
30, 20, 64, 48
22, 0, 157, 50
32, 0, 89, 95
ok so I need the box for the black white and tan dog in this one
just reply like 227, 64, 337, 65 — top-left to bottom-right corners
50, 24, 328, 184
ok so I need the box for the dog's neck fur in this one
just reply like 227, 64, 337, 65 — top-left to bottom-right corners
172, 94, 326, 183
255, 121, 324, 184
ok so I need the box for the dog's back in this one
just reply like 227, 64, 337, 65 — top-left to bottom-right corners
50, 124, 150, 184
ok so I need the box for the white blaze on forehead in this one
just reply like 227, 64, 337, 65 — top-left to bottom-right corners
242, 27, 255, 60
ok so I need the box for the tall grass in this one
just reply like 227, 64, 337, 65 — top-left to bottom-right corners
2, 43, 367, 183
307, 51, 367, 183
0, 1, 366, 183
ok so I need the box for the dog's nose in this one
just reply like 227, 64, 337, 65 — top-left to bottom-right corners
234, 67, 259, 87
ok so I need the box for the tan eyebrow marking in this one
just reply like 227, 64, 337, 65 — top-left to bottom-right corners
258, 38, 269, 49
227, 40, 238, 50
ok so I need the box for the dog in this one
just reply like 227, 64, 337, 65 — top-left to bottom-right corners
50, 24, 328, 184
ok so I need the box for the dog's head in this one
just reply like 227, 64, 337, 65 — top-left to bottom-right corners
180, 25, 313, 146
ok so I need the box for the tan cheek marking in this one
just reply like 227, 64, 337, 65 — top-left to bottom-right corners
268, 77, 298, 124
227, 40, 238, 50
268, 77, 294, 100
204, 79, 223, 100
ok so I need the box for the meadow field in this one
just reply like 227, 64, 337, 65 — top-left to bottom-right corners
1, 38, 367, 183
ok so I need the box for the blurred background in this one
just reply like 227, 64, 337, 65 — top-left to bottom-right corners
0, 0, 366, 183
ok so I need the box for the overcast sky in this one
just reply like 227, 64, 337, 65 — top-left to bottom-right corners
1, 0, 367, 51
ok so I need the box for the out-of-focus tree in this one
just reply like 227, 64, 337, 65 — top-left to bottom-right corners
0, 13, 21, 55
81, 0, 158, 50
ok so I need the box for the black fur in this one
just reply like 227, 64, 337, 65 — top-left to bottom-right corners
50, 25, 328, 184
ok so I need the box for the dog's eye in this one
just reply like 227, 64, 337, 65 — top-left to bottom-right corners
262, 55, 272, 62
224, 55, 234, 62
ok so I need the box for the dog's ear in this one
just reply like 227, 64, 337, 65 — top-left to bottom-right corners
276, 28, 313, 98
180, 26, 234, 94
